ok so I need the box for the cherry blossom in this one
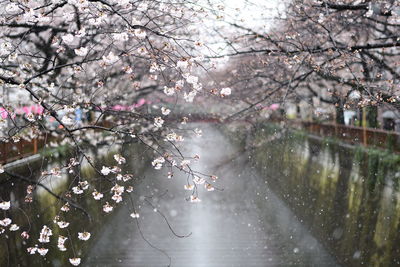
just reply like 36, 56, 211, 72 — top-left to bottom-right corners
61, 34, 74, 45
220, 87, 232, 97
57, 221, 70, 229
74, 47, 88, 57
130, 212, 140, 218
78, 232, 91, 241
114, 154, 126, 164
163, 86, 175, 96
72, 186, 84, 195
37, 248, 49, 256
58, 236, 68, 251
38, 225, 52, 243
0, 218, 11, 227
161, 107, 171, 116
103, 202, 113, 213
189, 195, 201, 203
9, 224, 19, 231
27, 247, 37, 255
0, 201, 10, 210
152, 157, 165, 170
101, 166, 112, 176
92, 191, 104, 200
21, 232, 30, 240
184, 184, 194, 191
69, 258, 81, 266
205, 183, 215, 192
61, 203, 70, 212
154, 117, 164, 128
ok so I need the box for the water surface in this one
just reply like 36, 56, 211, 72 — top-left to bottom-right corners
85, 124, 338, 267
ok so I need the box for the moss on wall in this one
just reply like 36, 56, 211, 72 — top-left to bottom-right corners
246, 122, 400, 267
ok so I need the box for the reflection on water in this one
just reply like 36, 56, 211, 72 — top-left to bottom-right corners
253, 124, 400, 267
1, 124, 343, 266
0, 142, 148, 267
85, 124, 337, 266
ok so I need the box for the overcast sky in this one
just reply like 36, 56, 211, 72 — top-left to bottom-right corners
194, 0, 286, 59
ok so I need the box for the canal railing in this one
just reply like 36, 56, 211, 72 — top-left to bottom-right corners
0, 137, 46, 164
2, 117, 400, 164
302, 121, 400, 152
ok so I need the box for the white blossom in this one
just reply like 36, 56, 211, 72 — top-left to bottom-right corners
183, 91, 197, 102
163, 86, 175, 96
37, 248, 48, 256
69, 258, 81, 266
79, 181, 89, 190
5, 3, 20, 13
205, 183, 215, 192
9, 224, 19, 231
111, 184, 125, 195
27, 247, 37, 255
130, 212, 140, 218
154, 117, 164, 128
112, 32, 129, 42
74, 47, 88, 56
57, 221, 70, 228
190, 195, 201, 203
72, 186, 83, 195
38, 225, 52, 243
103, 202, 113, 213
0, 218, 11, 227
61, 203, 70, 212
180, 159, 190, 167
112, 194, 122, 203
185, 75, 198, 84
193, 176, 205, 185
161, 107, 171, 115
114, 154, 126, 164
137, 2, 148, 11
184, 184, 194, 190
21, 231, 30, 239
78, 231, 91, 241
102, 52, 119, 65
177, 60, 189, 69
61, 34, 75, 45
349, 90, 361, 101
220, 87, 232, 96
58, 236, 68, 251
92, 190, 104, 200
61, 116, 74, 126
0, 201, 10, 210
194, 128, 202, 137
151, 157, 165, 170
101, 166, 112, 175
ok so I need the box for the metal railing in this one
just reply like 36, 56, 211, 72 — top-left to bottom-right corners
302, 121, 400, 152
0, 138, 46, 164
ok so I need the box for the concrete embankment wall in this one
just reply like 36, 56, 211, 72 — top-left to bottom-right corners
226, 122, 400, 267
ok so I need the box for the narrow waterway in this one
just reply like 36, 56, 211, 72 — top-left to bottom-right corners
85, 124, 338, 266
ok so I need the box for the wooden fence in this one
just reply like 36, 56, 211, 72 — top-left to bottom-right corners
302, 122, 400, 152
2, 119, 400, 165
0, 138, 47, 164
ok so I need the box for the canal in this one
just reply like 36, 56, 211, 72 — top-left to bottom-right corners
4, 122, 399, 266
84, 124, 337, 266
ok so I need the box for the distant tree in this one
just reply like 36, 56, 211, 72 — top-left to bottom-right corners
211, 0, 400, 125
